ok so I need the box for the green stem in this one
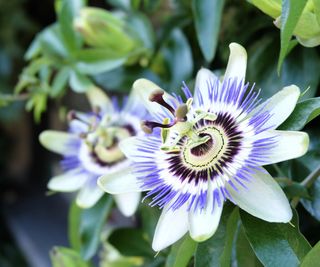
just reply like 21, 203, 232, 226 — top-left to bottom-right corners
0, 93, 29, 102
273, 163, 287, 177
291, 164, 320, 208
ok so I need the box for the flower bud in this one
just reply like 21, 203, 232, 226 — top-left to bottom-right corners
251, 0, 320, 47
74, 7, 138, 53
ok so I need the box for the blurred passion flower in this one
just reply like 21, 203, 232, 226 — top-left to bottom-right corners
249, 0, 320, 47
98, 43, 309, 251
40, 87, 145, 216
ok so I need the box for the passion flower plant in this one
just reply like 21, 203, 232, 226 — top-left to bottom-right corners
98, 43, 309, 250
40, 87, 145, 216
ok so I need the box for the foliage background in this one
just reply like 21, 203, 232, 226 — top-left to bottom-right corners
1, 0, 320, 266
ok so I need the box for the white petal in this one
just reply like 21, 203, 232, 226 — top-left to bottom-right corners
188, 189, 223, 242
86, 86, 113, 113
252, 85, 300, 129
132, 79, 177, 121
123, 84, 145, 115
193, 68, 218, 107
224, 43, 247, 81
263, 130, 309, 165
118, 137, 153, 162
39, 130, 78, 155
114, 192, 141, 217
226, 168, 292, 222
152, 204, 189, 251
76, 182, 104, 208
97, 167, 142, 194
48, 169, 88, 192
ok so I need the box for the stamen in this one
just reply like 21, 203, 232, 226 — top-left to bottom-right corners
67, 110, 90, 125
149, 90, 175, 115
141, 120, 174, 134
175, 104, 188, 121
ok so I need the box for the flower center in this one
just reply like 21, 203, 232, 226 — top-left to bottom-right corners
70, 111, 134, 165
182, 126, 227, 170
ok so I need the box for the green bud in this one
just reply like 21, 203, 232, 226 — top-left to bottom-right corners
251, 0, 320, 47
74, 7, 138, 53
248, 0, 281, 19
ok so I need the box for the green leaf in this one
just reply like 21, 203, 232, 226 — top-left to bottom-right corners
51, 67, 70, 97
248, 38, 320, 100
58, 0, 84, 52
236, 226, 263, 267
40, 24, 69, 58
93, 66, 161, 93
68, 195, 113, 260
126, 12, 155, 51
108, 228, 154, 258
50, 247, 89, 267
139, 200, 161, 241
26, 91, 48, 122
241, 209, 311, 267
280, 97, 320, 131
283, 182, 311, 200
25, 34, 42, 60
192, 0, 224, 62
278, 0, 308, 72
161, 29, 193, 91
194, 204, 238, 267
75, 58, 127, 75
165, 235, 197, 267
75, 48, 127, 61
69, 70, 94, 92
300, 241, 320, 267
301, 178, 320, 221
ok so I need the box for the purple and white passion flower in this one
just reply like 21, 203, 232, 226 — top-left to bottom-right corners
40, 87, 145, 216
98, 43, 309, 251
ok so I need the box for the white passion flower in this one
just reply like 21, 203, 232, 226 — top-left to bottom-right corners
40, 87, 145, 216
98, 43, 309, 251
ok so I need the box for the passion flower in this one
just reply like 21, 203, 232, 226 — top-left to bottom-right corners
40, 87, 145, 216
98, 43, 309, 250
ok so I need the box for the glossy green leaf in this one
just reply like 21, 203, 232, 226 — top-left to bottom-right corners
50, 247, 89, 267
139, 200, 161, 241
165, 235, 197, 267
301, 179, 320, 221
161, 29, 193, 91
241, 209, 311, 267
109, 228, 154, 258
278, 0, 308, 72
194, 204, 238, 267
126, 12, 155, 51
58, 0, 84, 52
68, 195, 113, 260
280, 97, 320, 131
75, 58, 127, 75
236, 226, 263, 267
69, 70, 94, 92
300, 241, 320, 267
283, 182, 311, 199
40, 24, 69, 58
93, 66, 161, 93
192, 0, 224, 62
106, 0, 131, 10
24, 34, 42, 60
248, 38, 320, 100
51, 67, 70, 97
